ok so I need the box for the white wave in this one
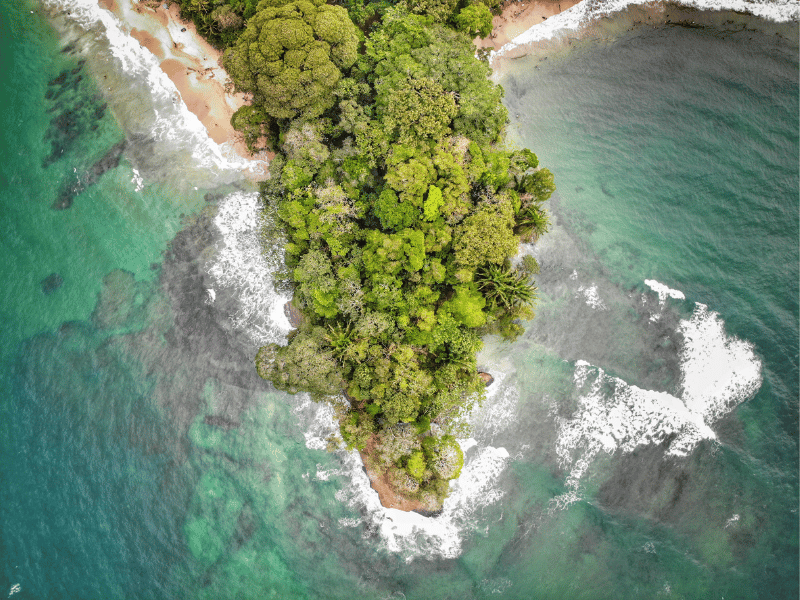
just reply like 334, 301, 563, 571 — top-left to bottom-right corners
495, 0, 799, 58
206, 191, 291, 347
577, 283, 608, 310
552, 298, 761, 509
40, 0, 267, 184
332, 442, 510, 561
724, 513, 740, 528
291, 388, 513, 560
679, 303, 762, 420
130, 168, 144, 192
644, 279, 686, 321
645, 279, 686, 306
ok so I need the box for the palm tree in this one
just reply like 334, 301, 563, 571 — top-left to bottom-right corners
476, 263, 537, 311
513, 205, 550, 242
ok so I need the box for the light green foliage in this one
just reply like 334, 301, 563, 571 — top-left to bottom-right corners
384, 147, 436, 202
453, 206, 519, 270
362, 229, 426, 277
424, 185, 444, 221
406, 450, 427, 481
223, 0, 359, 119
454, 3, 493, 39
520, 167, 556, 203
377, 76, 457, 147
443, 285, 487, 328
423, 435, 464, 479
432, 146, 471, 223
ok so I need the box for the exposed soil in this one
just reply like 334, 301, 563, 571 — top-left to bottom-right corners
359, 435, 442, 515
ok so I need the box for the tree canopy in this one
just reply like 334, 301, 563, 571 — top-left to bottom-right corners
223, 0, 360, 119
215, 2, 558, 507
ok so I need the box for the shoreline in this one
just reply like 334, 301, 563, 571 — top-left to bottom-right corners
475, 0, 584, 52
488, 0, 798, 60
98, 0, 269, 167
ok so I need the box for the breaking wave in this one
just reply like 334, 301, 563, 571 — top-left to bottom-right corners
288, 371, 518, 561
552, 286, 762, 509
205, 191, 291, 347
39, 0, 266, 187
495, 0, 799, 58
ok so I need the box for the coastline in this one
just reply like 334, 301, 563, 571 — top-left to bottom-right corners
475, 0, 583, 51
97, 0, 267, 165
489, 0, 799, 71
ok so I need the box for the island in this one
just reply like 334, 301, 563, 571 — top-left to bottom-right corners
174, 0, 555, 512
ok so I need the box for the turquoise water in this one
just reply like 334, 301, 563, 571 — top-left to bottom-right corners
1, 1, 797, 599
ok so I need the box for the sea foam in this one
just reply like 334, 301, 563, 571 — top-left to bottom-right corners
495, 0, 800, 58
40, 0, 266, 186
552, 290, 762, 509
206, 191, 292, 347
291, 379, 517, 561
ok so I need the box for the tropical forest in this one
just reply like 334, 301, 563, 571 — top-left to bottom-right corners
176, 0, 555, 510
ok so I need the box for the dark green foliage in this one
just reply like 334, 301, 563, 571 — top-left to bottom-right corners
230, 104, 275, 153
514, 204, 551, 241
255, 329, 343, 398
176, 0, 257, 48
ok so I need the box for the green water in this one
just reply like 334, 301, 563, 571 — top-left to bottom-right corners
1, 2, 797, 599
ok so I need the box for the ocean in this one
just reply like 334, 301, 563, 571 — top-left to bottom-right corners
1, 1, 797, 598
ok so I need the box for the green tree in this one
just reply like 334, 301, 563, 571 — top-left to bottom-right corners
475, 263, 536, 311
255, 330, 343, 398
376, 76, 457, 147
223, 0, 360, 120
452, 207, 518, 271
454, 4, 493, 39
406, 0, 459, 22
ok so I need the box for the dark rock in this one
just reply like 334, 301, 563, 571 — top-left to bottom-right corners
51, 183, 79, 210
49, 70, 69, 86
52, 139, 127, 209
204, 415, 241, 430
412, 507, 444, 518
284, 300, 304, 329
41, 273, 64, 295
87, 139, 127, 184
478, 372, 494, 387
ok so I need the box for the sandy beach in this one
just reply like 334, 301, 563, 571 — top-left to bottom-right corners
475, 0, 584, 51
98, 0, 260, 164
98, 0, 582, 162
